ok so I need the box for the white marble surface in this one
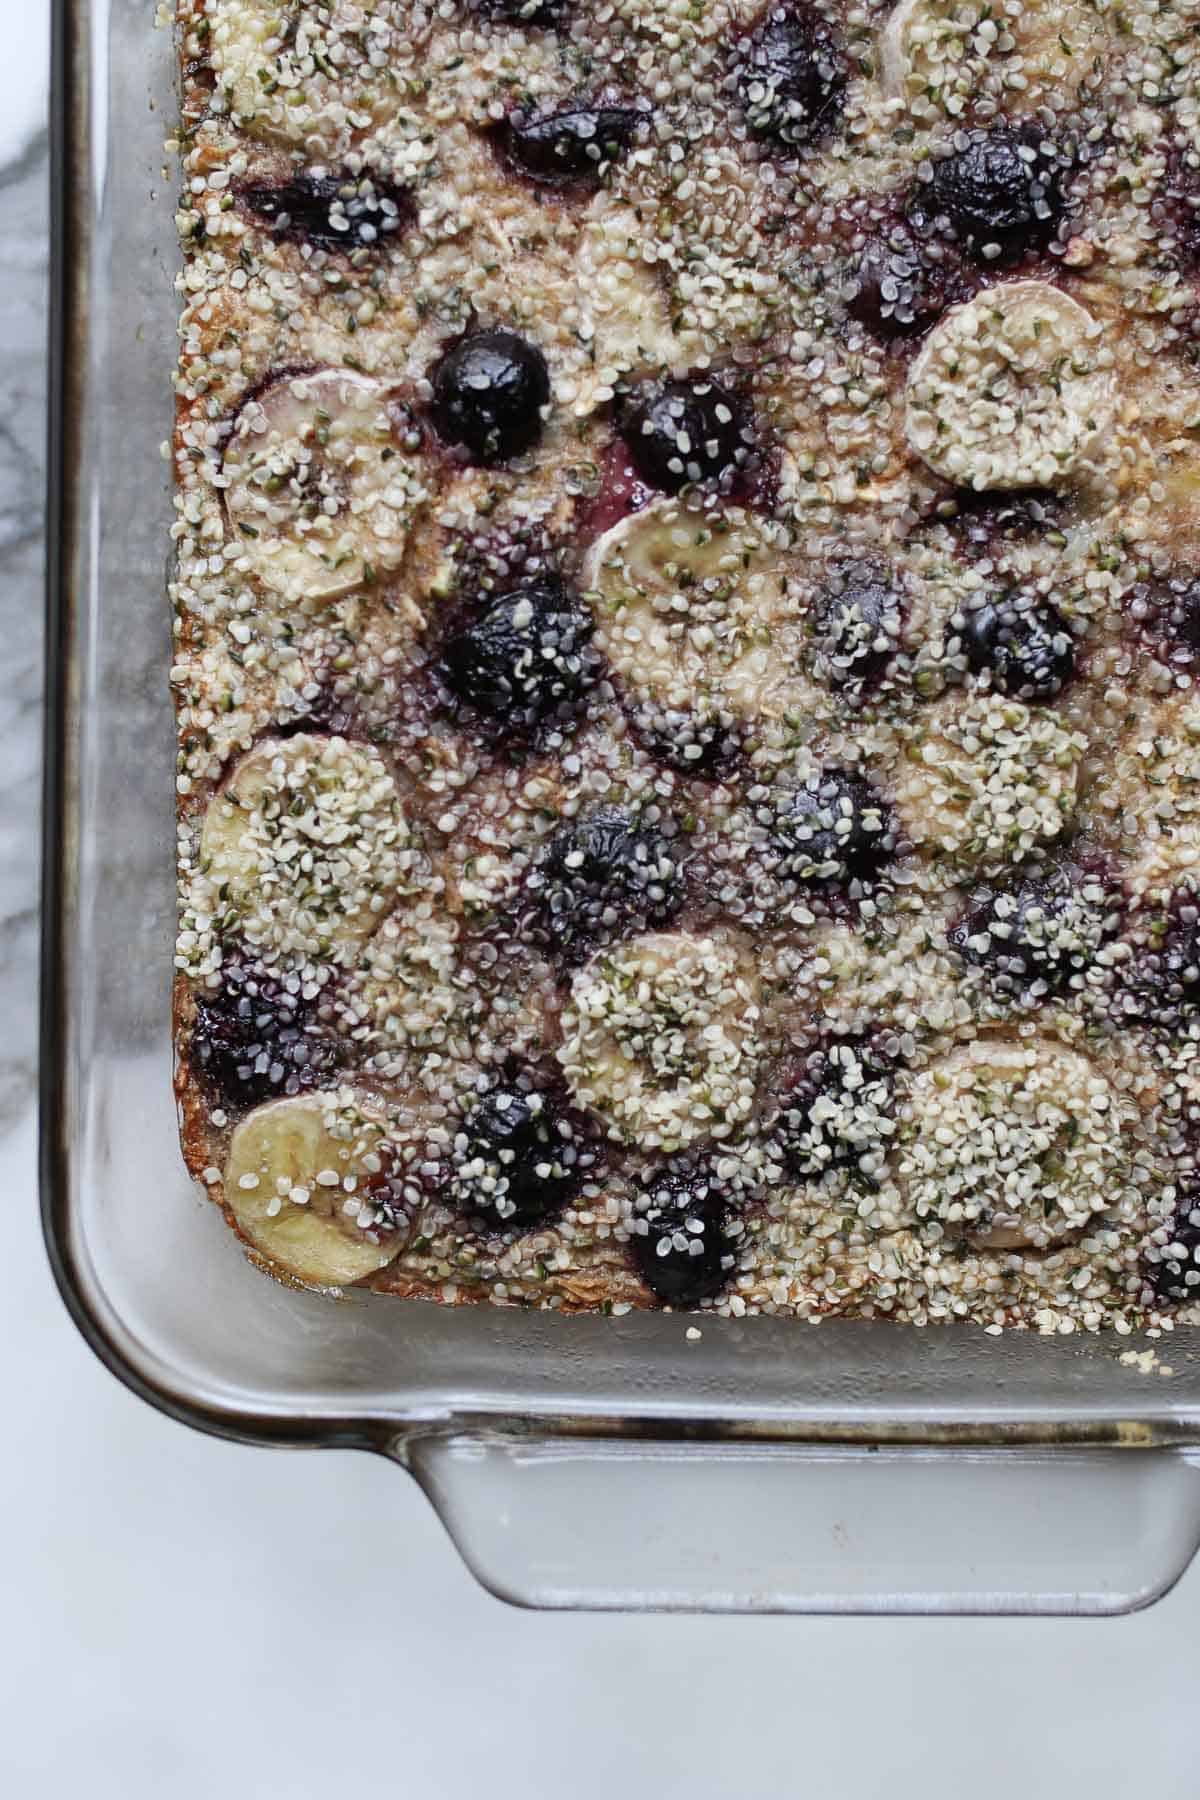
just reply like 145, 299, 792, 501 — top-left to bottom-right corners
6, 7, 1200, 1793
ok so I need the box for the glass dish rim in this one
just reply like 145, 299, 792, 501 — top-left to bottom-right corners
39, 0, 1200, 1466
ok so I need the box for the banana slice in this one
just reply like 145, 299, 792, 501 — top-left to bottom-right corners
573, 211, 695, 410
1112, 695, 1200, 899
881, 0, 1110, 115
223, 1090, 414, 1285
208, 1, 410, 144
896, 1040, 1132, 1249
338, 908, 478, 1073
895, 693, 1086, 874
905, 284, 1113, 492
222, 370, 430, 604
581, 500, 808, 721
557, 931, 763, 1152
207, 0, 294, 134
199, 735, 413, 960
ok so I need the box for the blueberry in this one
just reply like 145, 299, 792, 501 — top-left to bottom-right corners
845, 227, 960, 341
430, 329, 551, 464
810, 562, 903, 691
774, 1036, 896, 1181
238, 171, 413, 250
471, 0, 565, 21
1135, 569, 1200, 662
191, 957, 337, 1110
452, 1086, 587, 1228
524, 809, 684, 957
953, 592, 1075, 701
1114, 898, 1200, 1032
619, 376, 747, 493
630, 1170, 735, 1304
1160, 574, 1200, 648
439, 576, 598, 726
768, 770, 895, 885
1143, 1190, 1200, 1306
498, 104, 646, 185
355, 1143, 425, 1235
1159, 148, 1200, 276
942, 486, 1068, 553
947, 870, 1118, 997
911, 128, 1068, 262
627, 699, 743, 780
734, 3, 847, 153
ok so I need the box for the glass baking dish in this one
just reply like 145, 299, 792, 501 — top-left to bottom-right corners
41, 0, 1200, 1615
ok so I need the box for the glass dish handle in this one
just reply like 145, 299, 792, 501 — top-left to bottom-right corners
403, 1431, 1200, 1615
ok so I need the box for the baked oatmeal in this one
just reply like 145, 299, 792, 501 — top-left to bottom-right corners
169, 0, 1200, 1330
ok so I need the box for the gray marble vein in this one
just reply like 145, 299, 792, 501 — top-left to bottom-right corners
0, 132, 48, 1126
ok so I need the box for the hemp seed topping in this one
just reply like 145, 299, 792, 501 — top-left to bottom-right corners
168, 0, 1200, 1326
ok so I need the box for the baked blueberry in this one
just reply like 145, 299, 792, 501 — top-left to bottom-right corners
524, 809, 684, 956
452, 1086, 587, 1228
439, 576, 598, 726
1133, 569, 1200, 662
238, 171, 414, 250
471, 0, 566, 21
911, 128, 1068, 262
191, 957, 337, 1109
810, 562, 903, 691
774, 1036, 896, 1181
947, 870, 1118, 998
768, 770, 895, 885
1160, 573, 1200, 647
734, 3, 847, 153
1158, 147, 1200, 276
630, 1169, 735, 1304
845, 227, 961, 342
942, 486, 1068, 554
627, 699, 743, 780
355, 1143, 425, 1235
1115, 898, 1200, 1031
498, 104, 646, 185
619, 376, 747, 493
1143, 1190, 1200, 1305
953, 592, 1075, 701
430, 329, 551, 464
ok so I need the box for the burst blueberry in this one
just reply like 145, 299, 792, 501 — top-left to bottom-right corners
769, 771, 895, 885
1142, 1190, 1200, 1305
1135, 569, 1200, 662
774, 1036, 896, 1181
628, 699, 742, 780
944, 486, 1068, 554
630, 1170, 735, 1304
472, 0, 566, 22
911, 128, 1068, 262
238, 171, 413, 250
191, 957, 337, 1110
734, 3, 847, 152
525, 810, 684, 957
439, 577, 597, 727
846, 227, 960, 341
452, 1086, 586, 1228
498, 104, 646, 185
1114, 897, 1200, 1031
947, 870, 1118, 997
810, 563, 903, 691
954, 592, 1075, 702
